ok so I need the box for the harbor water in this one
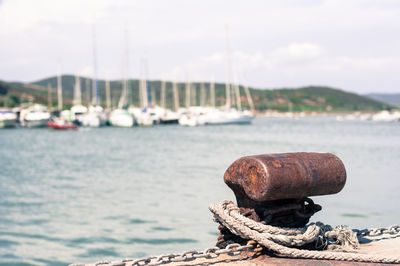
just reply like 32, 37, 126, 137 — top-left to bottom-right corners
1, 116, 399, 265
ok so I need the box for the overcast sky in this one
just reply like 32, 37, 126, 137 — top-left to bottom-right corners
0, 0, 399, 94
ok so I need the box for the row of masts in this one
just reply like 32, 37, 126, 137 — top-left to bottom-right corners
47, 24, 254, 112
45, 75, 254, 112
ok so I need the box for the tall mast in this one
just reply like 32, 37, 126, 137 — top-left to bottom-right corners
233, 83, 241, 110
91, 78, 95, 105
233, 70, 241, 109
191, 83, 197, 106
224, 25, 232, 108
92, 24, 99, 106
74, 75, 82, 106
160, 79, 166, 108
243, 83, 254, 111
210, 80, 216, 107
118, 79, 127, 109
231, 85, 236, 108
233, 65, 242, 110
146, 80, 151, 108
145, 60, 152, 108
151, 89, 156, 107
173, 81, 179, 111
57, 74, 62, 110
105, 79, 111, 110
143, 78, 148, 107
124, 24, 131, 106
47, 83, 52, 109
139, 60, 148, 108
85, 78, 90, 108
138, 78, 143, 108
118, 26, 131, 109
239, 72, 255, 111
200, 83, 206, 106
185, 76, 191, 108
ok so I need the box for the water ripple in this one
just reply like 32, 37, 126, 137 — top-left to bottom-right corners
127, 238, 198, 245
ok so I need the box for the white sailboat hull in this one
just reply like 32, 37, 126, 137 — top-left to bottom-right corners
179, 115, 200, 127
81, 115, 101, 127
80, 113, 106, 127
0, 111, 17, 128
109, 110, 134, 127
20, 105, 50, 128
0, 119, 16, 128
206, 115, 254, 125
24, 113, 50, 128
24, 119, 49, 128
204, 109, 254, 125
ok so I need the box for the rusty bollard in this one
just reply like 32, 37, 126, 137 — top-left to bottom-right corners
217, 152, 346, 247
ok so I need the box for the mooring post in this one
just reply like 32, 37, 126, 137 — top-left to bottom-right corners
217, 152, 346, 246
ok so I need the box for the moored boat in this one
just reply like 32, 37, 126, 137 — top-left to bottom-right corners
109, 109, 134, 127
205, 108, 254, 125
20, 104, 50, 128
81, 105, 107, 127
46, 119, 78, 130
160, 110, 180, 124
0, 109, 17, 128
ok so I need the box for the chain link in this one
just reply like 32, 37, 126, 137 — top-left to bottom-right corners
70, 225, 400, 266
354, 225, 400, 237
70, 241, 257, 266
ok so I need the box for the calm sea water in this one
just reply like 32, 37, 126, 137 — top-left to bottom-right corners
1, 116, 399, 265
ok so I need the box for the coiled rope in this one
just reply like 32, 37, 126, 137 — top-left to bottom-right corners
209, 200, 400, 264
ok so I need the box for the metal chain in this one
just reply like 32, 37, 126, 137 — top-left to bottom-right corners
354, 225, 400, 237
69, 241, 259, 266
70, 225, 400, 266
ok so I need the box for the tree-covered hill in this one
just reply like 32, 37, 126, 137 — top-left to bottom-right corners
0, 75, 392, 112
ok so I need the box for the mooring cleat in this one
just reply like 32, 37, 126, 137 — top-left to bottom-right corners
223, 152, 346, 227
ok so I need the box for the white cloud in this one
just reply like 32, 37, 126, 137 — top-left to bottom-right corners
270, 43, 323, 65
203, 53, 224, 64
79, 65, 94, 77
199, 42, 323, 70
336, 56, 393, 70
233, 51, 265, 69
164, 41, 398, 91
0, 0, 112, 34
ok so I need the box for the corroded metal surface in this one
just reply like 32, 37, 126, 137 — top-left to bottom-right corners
224, 152, 346, 208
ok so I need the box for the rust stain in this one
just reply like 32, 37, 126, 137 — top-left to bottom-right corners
224, 152, 346, 207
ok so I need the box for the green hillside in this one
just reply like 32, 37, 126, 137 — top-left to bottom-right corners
0, 75, 392, 112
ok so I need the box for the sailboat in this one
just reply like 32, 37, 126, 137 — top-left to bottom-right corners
81, 26, 107, 127
20, 76, 54, 128
81, 104, 106, 127
205, 80, 254, 125
110, 26, 135, 128
21, 103, 51, 127
46, 75, 79, 129
109, 80, 134, 127
0, 109, 17, 128
70, 75, 88, 125
63, 76, 103, 127
159, 80, 180, 124
204, 26, 254, 125
134, 78, 157, 126
134, 61, 161, 126
109, 108, 134, 127
178, 82, 209, 126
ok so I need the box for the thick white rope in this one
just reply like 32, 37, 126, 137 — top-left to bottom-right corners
209, 201, 400, 264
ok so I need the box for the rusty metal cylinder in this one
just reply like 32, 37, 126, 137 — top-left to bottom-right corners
224, 152, 346, 207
